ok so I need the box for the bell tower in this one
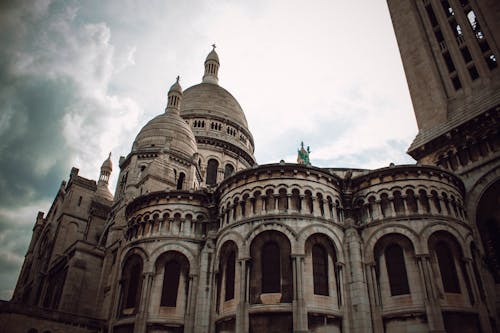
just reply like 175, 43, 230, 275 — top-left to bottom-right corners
388, 0, 500, 329
387, 0, 499, 165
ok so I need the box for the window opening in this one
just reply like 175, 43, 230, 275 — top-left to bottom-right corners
385, 244, 410, 295
449, 19, 462, 37
443, 52, 456, 72
312, 244, 329, 295
435, 242, 460, 293
434, 29, 444, 43
441, 0, 454, 17
123, 257, 143, 310
460, 47, 472, 63
425, 4, 439, 27
262, 242, 281, 293
451, 75, 462, 90
161, 260, 181, 306
206, 159, 219, 186
224, 251, 236, 300
224, 164, 235, 179
469, 65, 479, 80
176, 172, 185, 190
485, 54, 497, 69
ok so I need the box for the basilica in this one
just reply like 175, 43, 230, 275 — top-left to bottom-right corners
1, 0, 499, 332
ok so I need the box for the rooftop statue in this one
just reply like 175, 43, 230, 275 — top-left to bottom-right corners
297, 141, 311, 165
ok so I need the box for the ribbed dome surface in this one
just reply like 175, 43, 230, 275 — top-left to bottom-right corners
95, 185, 114, 201
181, 83, 249, 130
132, 112, 197, 158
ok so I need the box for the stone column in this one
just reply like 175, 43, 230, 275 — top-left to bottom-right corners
345, 223, 372, 333
373, 200, 383, 221
312, 198, 321, 217
135, 272, 154, 333
185, 274, 197, 333
237, 258, 250, 333
401, 195, 408, 215
429, 195, 439, 215
464, 259, 493, 333
245, 199, 253, 218
365, 263, 383, 333
331, 203, 338, 222
417, 255, 445, 333
194, 240, 215, 333
292, 255, 308, 333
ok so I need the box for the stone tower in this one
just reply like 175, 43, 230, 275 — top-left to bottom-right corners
387, 0, 500, 327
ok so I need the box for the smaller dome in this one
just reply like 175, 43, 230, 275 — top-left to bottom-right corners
101, 153, 112, 171
132, 112, 198, 158
206, 46, 219, 63
169, 76, 182, 94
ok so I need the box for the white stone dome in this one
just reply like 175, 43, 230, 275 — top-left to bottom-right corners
181, 83, 249, 131
132, 111, 198, 158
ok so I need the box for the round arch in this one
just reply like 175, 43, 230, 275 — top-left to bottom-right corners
215, 231, 244, 263
364, 224, 421, 262
242, 221, 297, 258
297, 224, 344, 262
149, 242, 198, 275
419, 222, 469, 257
120, 246, 149, 269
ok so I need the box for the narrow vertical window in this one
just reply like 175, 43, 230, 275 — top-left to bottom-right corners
385, 244, 410, 295
224, 251, 236, 300
436, 242, 460, 293
451, 75, 462, 90
469, 66, 479, 80
122, 256, 143, 311
176, 172, 185, 190
443, 52, 456, 72
312, 244, 329, 295
161, 260, 181, 306
425, 4, 439, 27
485, 54, 497, 69
460, 47, 472, 63
224, 164, 234, 179
262, 242, 280, 293
206, 159, 219, 185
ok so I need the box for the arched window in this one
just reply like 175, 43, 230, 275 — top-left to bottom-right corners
224, 164, 235, 179
312, 244, 329, 295
385, 244, 410, 295
224, 251, 236, 300
436, 242, 460, 293
206, 159, 219, 185
262, 242, 280, 293
161, 260, 181, 306
122, 255, 143, 312
176, 172, 185, 190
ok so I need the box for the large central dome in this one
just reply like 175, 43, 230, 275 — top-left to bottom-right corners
178, 47, 255, 170
181, 83, 249, 131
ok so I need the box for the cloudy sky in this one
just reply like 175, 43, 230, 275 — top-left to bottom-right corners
0, 0, 417, 300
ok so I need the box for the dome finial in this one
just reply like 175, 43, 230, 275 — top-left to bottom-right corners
203, 45, 219, 85
166, 76, 183, 114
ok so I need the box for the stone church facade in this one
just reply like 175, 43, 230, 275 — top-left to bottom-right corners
1, 1, 499, 332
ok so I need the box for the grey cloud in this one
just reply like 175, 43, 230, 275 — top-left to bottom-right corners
0, 0, 142, 300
